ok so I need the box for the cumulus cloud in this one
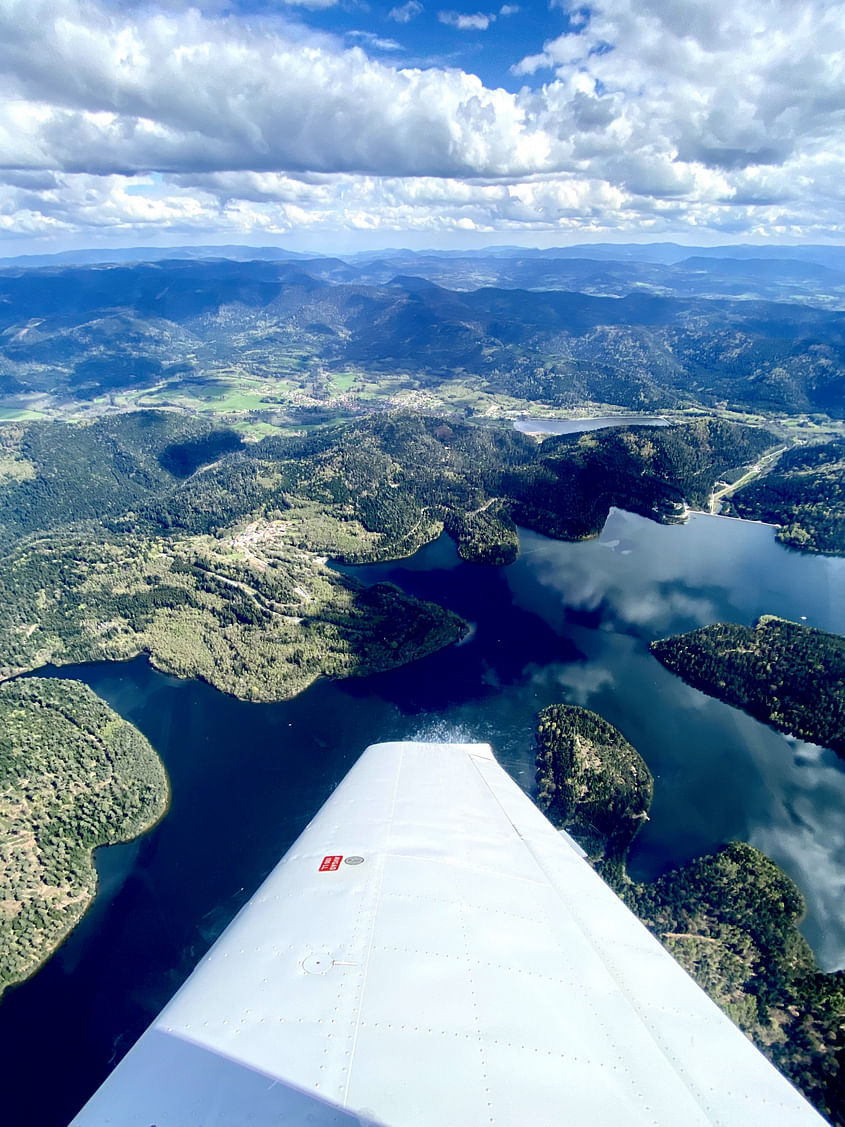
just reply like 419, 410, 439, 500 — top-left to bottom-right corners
527, 660, 615, 707
514, 0, 845, 176
0, 0, 554, 179
438, 10, 494, 30
276, 0, 340, 8
1, 0, 845, 247
746, 736, 845, 971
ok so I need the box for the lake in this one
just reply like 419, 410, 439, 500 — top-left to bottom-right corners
2, 508, 845, 1126
513, 414, 670, 434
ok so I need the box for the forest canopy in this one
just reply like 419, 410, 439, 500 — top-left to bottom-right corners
0, 677, 168, 994
0, 410, 779, 698
651, 616, 845, 757
726, 439, 845, 554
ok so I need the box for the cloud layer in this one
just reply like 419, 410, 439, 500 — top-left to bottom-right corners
1, 0, 845, 248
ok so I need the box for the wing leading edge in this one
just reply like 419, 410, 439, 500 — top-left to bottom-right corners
71, 741, 828, 1126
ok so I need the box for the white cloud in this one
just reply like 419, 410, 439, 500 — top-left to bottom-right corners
514, 0, 845, 177
438, 11, 495, 30
388, 0, 423, 22
746, 735, 845, 971
499, 4, 519, 13
0, 0, 552, 179
1, 0, 845, 247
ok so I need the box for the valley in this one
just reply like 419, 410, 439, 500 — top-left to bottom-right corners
1, 244, 844, 1124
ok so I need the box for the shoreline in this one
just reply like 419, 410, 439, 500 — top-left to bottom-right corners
1, 771, 171, 1001
688, 506, 779, 529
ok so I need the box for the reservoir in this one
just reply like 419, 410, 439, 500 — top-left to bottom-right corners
513, 414, 670, 434
2, 509, 845, 1127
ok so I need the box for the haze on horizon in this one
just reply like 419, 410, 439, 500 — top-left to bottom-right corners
1, 0, 845, 257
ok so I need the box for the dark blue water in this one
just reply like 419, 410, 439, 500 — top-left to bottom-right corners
2, 511, 845, 1126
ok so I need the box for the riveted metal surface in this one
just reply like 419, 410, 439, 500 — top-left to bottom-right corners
71, 742, 828, 1127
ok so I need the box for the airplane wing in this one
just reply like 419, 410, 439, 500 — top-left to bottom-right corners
70, 741, 828, 1126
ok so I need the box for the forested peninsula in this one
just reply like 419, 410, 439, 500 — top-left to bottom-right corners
0, 678, 168, 995
0, 409, 775, 558
534, 704, 652, 870
0, 410, 777, 696
0, 533, 465, 701
533, 704, 845, 1126
651, 616, 845, 756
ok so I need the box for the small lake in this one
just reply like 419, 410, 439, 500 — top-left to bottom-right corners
2, 509, 845, 1127
513, 414, 670, 434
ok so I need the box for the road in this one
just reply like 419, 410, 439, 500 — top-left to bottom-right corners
709, 445, 787, 513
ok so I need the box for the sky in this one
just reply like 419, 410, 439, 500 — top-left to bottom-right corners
1, 0, 845, 254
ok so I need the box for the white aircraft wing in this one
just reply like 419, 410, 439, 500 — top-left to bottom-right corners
70, 741, 828, 1126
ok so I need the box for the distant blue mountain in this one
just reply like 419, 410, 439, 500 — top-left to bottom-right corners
4, 241, 845, 272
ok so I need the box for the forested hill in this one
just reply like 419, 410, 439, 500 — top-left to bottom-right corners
651, 616, 845, 756
629, 842, 845, 1126
0, 410, 776, 697
0, 411, 243, 551
0, 409, 775, 562
3, 256, 845, 415
125, 411, 776, 561
726, 439, 845, 554
534, 704, 653, 866
503, 417, 774, 541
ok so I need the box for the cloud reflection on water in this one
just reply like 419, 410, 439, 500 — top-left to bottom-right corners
745, 737, 845, 971
525, 659, 615, 707
509, 511, 845, 970
514, 508, 845, 637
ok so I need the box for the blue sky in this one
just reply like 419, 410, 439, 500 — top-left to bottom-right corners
1, 0, 844, 253
297, 0, 567, 92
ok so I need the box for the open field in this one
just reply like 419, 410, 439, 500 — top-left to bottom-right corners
0, 407, 46, 421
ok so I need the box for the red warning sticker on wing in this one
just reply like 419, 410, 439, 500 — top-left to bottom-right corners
319, 855, 343, 872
